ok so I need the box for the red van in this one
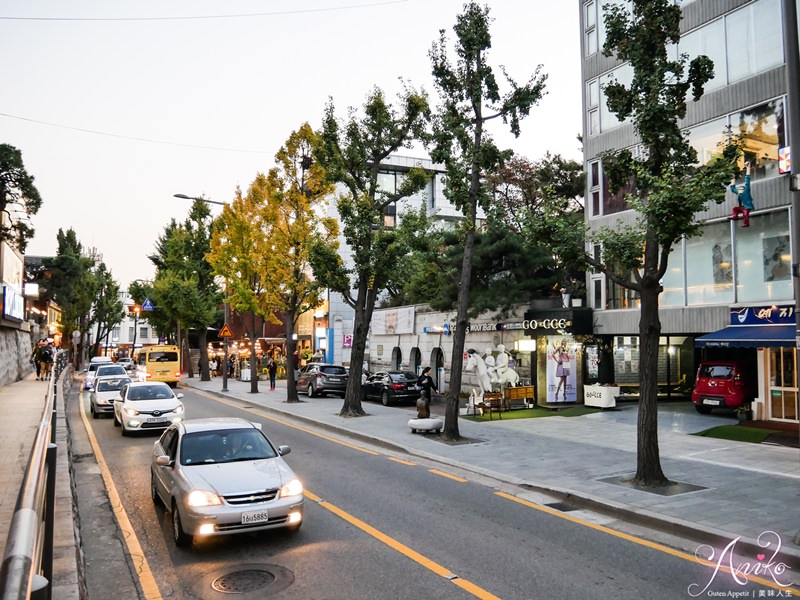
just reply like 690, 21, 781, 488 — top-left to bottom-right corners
691, 361, 756, 414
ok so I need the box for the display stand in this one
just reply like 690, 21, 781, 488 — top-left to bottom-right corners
583, 385, 618, 408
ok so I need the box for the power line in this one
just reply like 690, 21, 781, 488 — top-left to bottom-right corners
0, 111, 270, 154
0, 0, 407, 22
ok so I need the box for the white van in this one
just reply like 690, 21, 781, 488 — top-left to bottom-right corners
85, 356, 113, 390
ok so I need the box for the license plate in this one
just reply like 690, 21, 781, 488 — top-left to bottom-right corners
147, 417, 168, 423
242, 510, 269, 524
702, 398, 721, 406
328, 377, 341, 382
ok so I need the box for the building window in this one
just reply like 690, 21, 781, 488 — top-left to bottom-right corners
383, 203, 397, 228
128, 327, 134, 341
111, 327, 120, 342
139, 326, 148, 339
584, 1, 598, 56
726, 0, 783, 84
735, 210, 792, 303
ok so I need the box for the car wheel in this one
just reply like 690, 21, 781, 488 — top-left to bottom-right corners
150, 472, 161, 507
381, 391, 391, 406
307, 384, 315, 398
171, 501, 192, 547
695, 405, 712, 415
113, 412, 120, 427
91, 405, 98, 419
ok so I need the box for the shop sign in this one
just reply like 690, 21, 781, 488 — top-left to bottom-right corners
731, 305, 795, 326
423, 323, 452, 335
2, 285, 24, 322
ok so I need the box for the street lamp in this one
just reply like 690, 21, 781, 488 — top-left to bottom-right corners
130, 305, 141, 359
173, 193, 226, 205
174, 192, 230, 391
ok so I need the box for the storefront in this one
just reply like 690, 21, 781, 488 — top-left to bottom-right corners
521, 307, 594, 406
696, 304, 797, 423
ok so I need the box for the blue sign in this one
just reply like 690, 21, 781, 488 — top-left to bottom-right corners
730, 305, 795, 326
442, 323, 450, 335
142, 298, 155, 311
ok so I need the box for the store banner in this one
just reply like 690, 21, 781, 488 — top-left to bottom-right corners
372, 306, 415, 335
546, 336, 577, 403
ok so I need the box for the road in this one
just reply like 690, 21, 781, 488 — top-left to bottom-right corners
74, 385, 779, 600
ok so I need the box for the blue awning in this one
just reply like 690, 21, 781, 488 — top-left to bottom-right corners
695, 324, 795, 348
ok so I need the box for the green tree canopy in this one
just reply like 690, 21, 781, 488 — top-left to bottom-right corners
0, 143, 42, 251
312, 87, 430, 417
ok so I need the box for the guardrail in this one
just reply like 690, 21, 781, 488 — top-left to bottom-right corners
0, 351, 67, 600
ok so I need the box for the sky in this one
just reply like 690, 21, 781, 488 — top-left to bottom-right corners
2, 0, 583, 290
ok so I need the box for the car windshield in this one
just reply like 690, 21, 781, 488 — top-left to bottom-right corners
97, 366, 126, 376
700, 365, 734, 378
96, 378, 130, 392
321, 366, 346, 375
180, 429, 276, 465
389, 372, 417, 382
127, 385, 174, 401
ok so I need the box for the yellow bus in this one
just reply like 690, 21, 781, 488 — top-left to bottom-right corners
135, 345, 181, 388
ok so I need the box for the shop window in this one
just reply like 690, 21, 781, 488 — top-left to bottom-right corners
684, 220, 734, 306
735, 209, 792, 304
735, 98, 785, 181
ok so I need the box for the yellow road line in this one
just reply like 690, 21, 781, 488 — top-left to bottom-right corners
304, 490, 500, 600
388, 457, 417, 466
429, 469, 469, 483
495, 491, 800, 594
79, 396, 162, 600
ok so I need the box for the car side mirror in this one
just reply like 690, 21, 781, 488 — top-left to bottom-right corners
278, 445, 291, 456
176, 393, 184, 399
155, 455, 173, 467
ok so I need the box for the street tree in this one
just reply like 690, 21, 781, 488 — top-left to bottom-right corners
312, 87, 430, 417
428, 2, 547, 439
535, 0, 740, 486
91, 263, 125, 358
261, 124, 338, 402
208, 177, 277, 393
151, 201, 221, 381
42, 229, 97, 366
0, 143, 42, 252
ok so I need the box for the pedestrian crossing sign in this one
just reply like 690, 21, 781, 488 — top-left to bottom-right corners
219, 324, 233, 338
141, 298, 155, 311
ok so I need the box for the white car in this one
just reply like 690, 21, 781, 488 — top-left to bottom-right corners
150, 418, 304, 547
89, 374, 132, 419
113, 381, 184, 436
84, 356, 113, 390
116, 357, 135, 372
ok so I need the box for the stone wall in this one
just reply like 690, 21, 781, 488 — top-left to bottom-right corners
0, 325, 37, 386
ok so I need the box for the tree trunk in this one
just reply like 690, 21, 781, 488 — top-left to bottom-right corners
249, 314, 259, 394
285, 314, 299, 402
198, 329, 210, 382
633, 280, 669, 486
339, 282, 376, 417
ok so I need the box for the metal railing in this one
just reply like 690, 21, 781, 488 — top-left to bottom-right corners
0, 352, 68, 600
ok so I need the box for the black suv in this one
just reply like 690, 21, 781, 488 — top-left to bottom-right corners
297, 363, 348, 397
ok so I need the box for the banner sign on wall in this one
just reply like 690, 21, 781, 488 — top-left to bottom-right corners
545, 336, 577, 403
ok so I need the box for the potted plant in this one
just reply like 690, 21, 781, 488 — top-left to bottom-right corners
735, 404, 753, 422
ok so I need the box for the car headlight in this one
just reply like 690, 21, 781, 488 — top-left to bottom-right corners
123, 407, 140, 417
280, 479, 304, 498
187, 490, 223, 507
173, 404, 184, 415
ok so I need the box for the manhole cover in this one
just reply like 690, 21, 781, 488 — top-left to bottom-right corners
191, 564, 295, 598
212, 570, 275, 593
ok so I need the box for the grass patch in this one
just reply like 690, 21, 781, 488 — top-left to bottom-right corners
692, 425, 781, 444
461, 405, 604, 422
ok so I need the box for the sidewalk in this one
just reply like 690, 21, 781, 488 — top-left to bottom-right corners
0, 372, 80, 599
183, 374, 800, 569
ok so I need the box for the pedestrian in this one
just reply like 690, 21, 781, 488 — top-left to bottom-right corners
209, 357, 217, 378
267, 357, 277, 390
417, 367, 437, 417
37, 341, 54, 381
30, 340, 43, 380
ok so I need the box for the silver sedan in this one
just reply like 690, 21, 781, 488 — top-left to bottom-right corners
150, 417, 304, 547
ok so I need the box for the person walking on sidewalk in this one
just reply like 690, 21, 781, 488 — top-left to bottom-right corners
417, 367, 437, 416
38, 342, 54, 380
30, 339, 44, 380
267, 357, 277, 390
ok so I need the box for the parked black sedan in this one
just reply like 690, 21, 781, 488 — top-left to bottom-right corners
362, 371, 421, 406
